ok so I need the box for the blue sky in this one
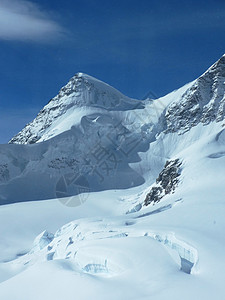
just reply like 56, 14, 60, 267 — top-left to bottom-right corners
0, 0, 225, 143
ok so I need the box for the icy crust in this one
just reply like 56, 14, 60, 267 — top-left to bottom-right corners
164, 55, 225, 134
147, 232, 198, 274
9, 73, 143, 144
10, 216, 198, 276
31, 231, 54, 253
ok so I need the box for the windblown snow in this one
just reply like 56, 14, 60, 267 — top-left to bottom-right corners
0, 55, 225, 300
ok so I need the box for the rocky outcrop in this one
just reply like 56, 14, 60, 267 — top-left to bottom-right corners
144, 159, 182, 206
164, 55, 225, 134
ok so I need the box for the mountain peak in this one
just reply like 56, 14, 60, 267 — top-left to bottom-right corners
9, 72, 140, 144
53, 71, 128, 108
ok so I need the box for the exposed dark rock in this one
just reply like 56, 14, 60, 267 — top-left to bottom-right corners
156, 159, 182, 194
48, 157, 79, 170
0, 164, 10, 182
144, 159, 182, 206
144, 186, 163, 206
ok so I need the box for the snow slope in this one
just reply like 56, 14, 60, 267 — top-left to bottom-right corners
0, 55, 225, 299
0, 122, 225, 299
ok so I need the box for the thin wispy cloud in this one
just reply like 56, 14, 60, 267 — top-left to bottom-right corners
0, 0, 66, 42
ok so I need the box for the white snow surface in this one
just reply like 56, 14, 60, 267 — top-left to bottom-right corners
0, 56, 225, 299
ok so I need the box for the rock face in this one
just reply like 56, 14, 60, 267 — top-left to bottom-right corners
164, 55, 225, 134
156, 159, 182, 193
144, 159, 182, 206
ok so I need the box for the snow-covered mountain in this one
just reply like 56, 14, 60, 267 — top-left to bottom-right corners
9, 73, 144, 144
0, 55, 225, 300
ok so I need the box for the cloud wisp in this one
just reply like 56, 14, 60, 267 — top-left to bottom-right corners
0, 0, 66, 42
